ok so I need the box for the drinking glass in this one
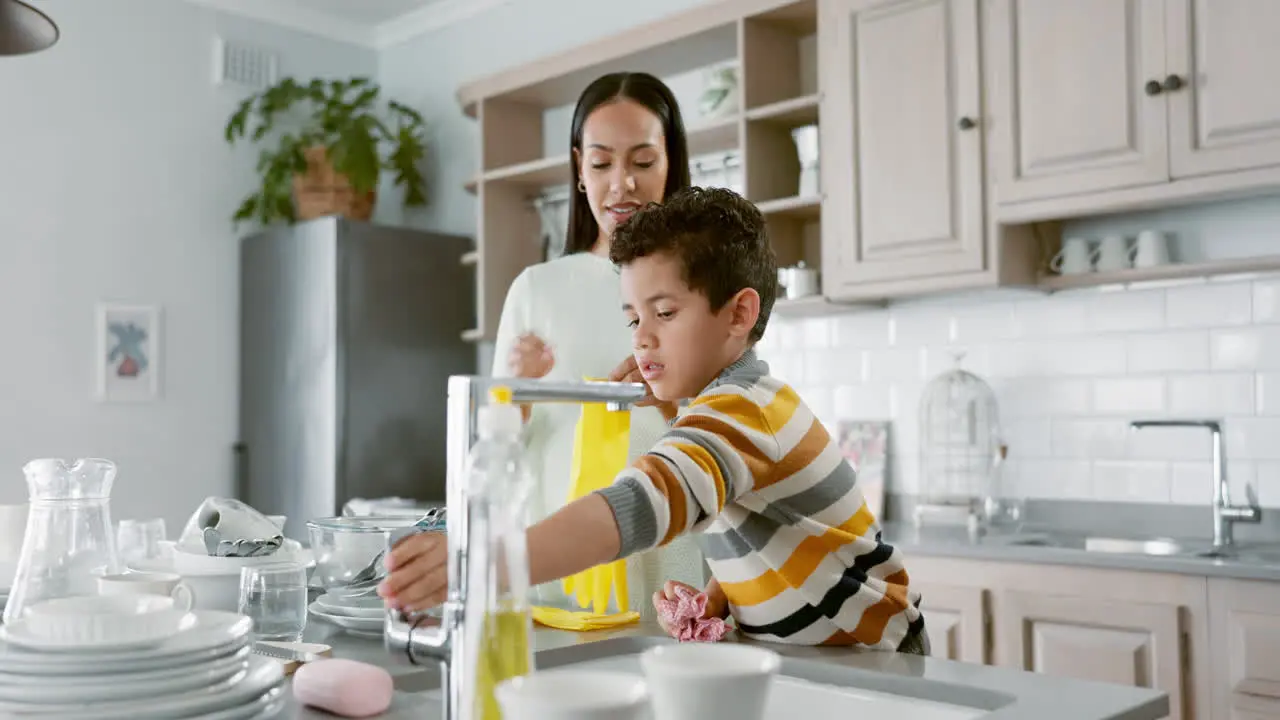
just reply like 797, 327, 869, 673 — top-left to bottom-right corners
117, 518, 166, 566
238, 562, 308, 641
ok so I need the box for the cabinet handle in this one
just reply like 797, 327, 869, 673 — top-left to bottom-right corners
1144, 79, 1164, 96
1163, 74, 1186, 92
957, 116, 977, 130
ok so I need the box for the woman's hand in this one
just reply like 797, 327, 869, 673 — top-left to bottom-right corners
608, 355, 677, 420
508, 333, 554, 379
378, 532, 448, 613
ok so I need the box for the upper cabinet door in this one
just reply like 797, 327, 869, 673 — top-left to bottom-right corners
1166, 0, 1280, 179
820, 0, 985, 289
986, 0, 1170, 203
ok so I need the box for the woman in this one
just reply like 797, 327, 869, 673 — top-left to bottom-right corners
490, 71, 705, 615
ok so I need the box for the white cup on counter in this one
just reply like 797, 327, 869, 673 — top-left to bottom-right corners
1133, 229, 1171, 268
495, 669, 650, 720
640, 643, 781, 720
1050, 237, 1094, 275
98, 571, 197, 612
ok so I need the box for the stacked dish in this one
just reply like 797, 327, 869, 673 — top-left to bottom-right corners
0, 609, 284, 718
129, 540, 315, 613
308, 590, 386, 636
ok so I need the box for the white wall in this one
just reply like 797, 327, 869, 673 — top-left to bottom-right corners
0, 0, 375, 528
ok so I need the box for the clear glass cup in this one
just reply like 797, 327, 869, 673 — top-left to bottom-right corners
238, 562, 308, 642
117, 518, 166, 566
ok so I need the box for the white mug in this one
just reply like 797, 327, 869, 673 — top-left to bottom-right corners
495, 669, 649, 720
640, 644, 780, 720
1133, 229, 1171, 268
1050, 237, 1094, 275
1095, 235, 1132, 272
98, 571, 196, 612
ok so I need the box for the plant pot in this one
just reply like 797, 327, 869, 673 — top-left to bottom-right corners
292, 146, 376, 222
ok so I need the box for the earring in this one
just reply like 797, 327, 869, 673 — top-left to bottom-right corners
577, 179, 586, 193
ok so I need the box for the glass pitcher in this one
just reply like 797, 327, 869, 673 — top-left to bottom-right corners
3, 458, 122, 624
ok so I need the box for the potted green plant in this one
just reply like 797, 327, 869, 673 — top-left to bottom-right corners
223, 76, 428, 226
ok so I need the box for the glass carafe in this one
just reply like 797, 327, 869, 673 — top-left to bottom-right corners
3, 458, 121, 624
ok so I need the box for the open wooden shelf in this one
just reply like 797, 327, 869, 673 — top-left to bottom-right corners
465, 115, 744, 195
1037, 256, 1280, 291
745, 93, 820, 126
457, 0, 819, 341
757, 194, 821, 220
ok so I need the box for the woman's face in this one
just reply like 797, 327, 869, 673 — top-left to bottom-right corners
575, 99, 669, 249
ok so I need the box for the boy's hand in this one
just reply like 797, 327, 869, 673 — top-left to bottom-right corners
377, 532, 448, 613
609, 355, 677, 420
652, 579, 729, 635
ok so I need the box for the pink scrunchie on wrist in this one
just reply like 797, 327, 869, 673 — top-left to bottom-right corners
655, 584, 729, 643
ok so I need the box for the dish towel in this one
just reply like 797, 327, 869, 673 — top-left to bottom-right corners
655, 585, 729, 643
531, 606, 641, 632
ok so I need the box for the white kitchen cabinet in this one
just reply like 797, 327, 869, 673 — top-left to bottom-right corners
1166, 0, 1280, 179
1207, 578, 1280, 719
913, 580, 988, 663
818, 0, 987, 290
986, 0, 1280, 208
997, 590, 1187, 720
907, 554, 1211, 720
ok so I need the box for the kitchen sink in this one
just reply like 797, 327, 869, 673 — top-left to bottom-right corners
1005, 533, 1280, 564
1082, 537, 1186, 556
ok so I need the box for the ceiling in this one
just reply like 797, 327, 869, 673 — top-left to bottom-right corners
185, 0, 512, 48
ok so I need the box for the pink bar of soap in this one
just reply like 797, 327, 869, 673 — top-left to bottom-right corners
293, 658, 394, 718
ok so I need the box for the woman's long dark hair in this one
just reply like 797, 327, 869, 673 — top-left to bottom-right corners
564, 72, 692, 256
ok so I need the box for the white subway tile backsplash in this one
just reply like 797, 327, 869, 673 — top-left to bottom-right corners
1093, 377, 1166, 415
757, 262, 1280, 508
1092, 460, 1171, 503
1165, 282, 1252, 328
1126, 331, 1209, 373
1168, 373, 1254, 416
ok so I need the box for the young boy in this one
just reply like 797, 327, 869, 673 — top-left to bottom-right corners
381, 187, 928, 653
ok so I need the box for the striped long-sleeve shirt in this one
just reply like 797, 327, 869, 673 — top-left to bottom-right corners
597, 350, 923, 648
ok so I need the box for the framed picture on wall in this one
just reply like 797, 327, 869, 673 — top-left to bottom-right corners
95, 303, 161, 402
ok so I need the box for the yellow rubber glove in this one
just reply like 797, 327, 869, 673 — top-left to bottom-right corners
561, 378, 632, 615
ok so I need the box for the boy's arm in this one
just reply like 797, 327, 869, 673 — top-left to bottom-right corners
597, 390, 781, 561
526, 493, 620, 586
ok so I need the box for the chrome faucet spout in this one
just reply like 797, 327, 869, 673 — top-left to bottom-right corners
383, 374, 647, 720
1130, 418, 1261, 548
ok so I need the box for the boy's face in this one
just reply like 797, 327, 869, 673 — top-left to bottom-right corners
621, 252, 757, 402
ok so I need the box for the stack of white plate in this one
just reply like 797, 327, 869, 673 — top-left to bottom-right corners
0, 610, 285, 718
309, 590, 385, 636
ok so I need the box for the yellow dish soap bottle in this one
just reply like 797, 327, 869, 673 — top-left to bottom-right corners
465, 386, 534, 720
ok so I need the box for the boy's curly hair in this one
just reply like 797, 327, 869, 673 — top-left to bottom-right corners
610, 186, 777, 342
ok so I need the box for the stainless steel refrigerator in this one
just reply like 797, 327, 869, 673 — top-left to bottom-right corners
235, 217, 475, 537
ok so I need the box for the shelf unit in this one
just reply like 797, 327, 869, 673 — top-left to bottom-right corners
1038, 255, 1280, 292
455, 0, 822, 342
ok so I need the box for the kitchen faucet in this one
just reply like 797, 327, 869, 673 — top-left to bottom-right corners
384, 374, 647, 720
1129, 419, 1261, 549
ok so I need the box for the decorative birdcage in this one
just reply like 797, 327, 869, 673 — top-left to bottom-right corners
915, 353, 1003, 527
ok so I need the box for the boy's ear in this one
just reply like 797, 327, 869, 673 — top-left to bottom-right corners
724, 288, 760, 339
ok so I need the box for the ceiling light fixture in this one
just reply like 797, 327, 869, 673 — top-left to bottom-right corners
0, 0, 58, 56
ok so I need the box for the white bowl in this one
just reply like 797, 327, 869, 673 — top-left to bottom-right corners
171, 540, 309, 575
496, 669, 649, 720
23, 593, 194, 647
640, 643, 780, 720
